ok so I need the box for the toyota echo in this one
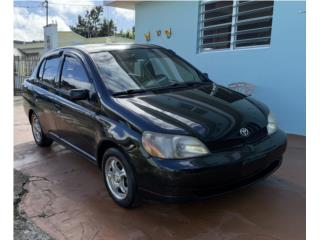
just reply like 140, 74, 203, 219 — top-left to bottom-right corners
23, 44, 287, 208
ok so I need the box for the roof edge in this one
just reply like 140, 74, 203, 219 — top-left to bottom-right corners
104, 0, 143, 10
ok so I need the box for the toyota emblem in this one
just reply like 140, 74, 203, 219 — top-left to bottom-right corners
240, 128, 250, 137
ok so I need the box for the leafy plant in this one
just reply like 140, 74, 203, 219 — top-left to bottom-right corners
70, 6, 134, 39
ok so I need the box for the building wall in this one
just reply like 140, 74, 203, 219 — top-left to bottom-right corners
135, 1, 306, 135
14, 42, 44, 57
44, 25, 134, 51
58, 32, 134, 46
58, 31, 85, 46
44, 24, 59, 52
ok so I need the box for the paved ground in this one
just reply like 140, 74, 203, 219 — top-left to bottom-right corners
14, 97, 305, 240
14, 170, 53, 240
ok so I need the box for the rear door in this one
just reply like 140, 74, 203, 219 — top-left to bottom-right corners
31, 54, 62, 135
54, 53, 100, 159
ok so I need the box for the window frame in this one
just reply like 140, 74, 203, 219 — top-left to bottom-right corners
198, 0, 274, 53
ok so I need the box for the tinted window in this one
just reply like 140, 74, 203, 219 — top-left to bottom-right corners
43, 57, 61, 85
61, 57, 90, 90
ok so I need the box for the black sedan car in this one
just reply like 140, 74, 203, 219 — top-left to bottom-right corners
23, 44, 287, 208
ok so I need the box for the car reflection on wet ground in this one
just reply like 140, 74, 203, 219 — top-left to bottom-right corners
14, 97, 305, 240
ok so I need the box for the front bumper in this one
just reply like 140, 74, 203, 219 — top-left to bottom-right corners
135, 130, 287, 201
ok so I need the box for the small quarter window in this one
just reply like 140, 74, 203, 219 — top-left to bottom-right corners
37, 60, 46, 80
61, 56, 91, 90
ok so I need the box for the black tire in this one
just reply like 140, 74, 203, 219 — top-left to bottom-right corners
102, 148, 141, 208
31, 113, 53, 147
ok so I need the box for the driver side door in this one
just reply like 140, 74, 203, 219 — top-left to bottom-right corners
54, 54, 100, 160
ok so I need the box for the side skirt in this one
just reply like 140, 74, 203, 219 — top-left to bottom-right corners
48, 132, 98, 166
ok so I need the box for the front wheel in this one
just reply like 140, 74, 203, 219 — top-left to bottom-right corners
102, 148, 140, 208
31, 113, 53, 147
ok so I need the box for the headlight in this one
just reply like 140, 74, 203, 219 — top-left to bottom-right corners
142, 131, 209, 159
267, 112, 278, 135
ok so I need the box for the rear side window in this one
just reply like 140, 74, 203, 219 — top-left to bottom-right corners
60, 56, 91, 90
42, 57, 61, 85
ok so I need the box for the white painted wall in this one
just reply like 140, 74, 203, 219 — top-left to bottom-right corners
43, 24, 59, 52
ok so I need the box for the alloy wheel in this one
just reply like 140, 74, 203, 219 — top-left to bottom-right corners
105, 157, 128, 200
32, 115, 42, 143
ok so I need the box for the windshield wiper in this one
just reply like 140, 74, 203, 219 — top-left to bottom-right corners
112, 81, 213, 97
185, 81, 213, 86
112, 89, 147, 97
160, 81, 212, 90
164, 82, 188, 89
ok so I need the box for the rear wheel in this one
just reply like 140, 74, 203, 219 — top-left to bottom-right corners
31, 113, 53, 147
102, 148, 140, 208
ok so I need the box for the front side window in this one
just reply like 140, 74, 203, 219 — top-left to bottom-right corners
42, 56, 61, 85
91, 48, 206, 94
199, 0, 274, 52
60, 56, 91, 90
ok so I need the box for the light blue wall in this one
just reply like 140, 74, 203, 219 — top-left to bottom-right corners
135, 1, 306, 135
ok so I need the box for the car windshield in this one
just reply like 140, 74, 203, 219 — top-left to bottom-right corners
91, 48, 208, 94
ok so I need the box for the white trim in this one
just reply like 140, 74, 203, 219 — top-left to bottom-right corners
230, 0, 238, 50
198, 45, 271, 55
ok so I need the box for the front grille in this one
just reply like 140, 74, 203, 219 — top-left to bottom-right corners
206, 138, 245, 151
206, 123, 268, 152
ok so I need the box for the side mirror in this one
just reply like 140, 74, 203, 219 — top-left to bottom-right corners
69, 89, 89, 101
203, 73, 209, 79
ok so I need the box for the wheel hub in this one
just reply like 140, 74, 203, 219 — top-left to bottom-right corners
114, 174, 121, 183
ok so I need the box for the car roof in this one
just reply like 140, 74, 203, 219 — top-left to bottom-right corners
61, 43, 164, 54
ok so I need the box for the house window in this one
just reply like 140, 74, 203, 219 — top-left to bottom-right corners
199, 0, 274, 52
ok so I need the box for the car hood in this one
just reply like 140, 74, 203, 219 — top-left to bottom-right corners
114, 85, 269, 142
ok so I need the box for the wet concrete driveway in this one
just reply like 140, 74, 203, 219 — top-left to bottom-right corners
14, 98, 305, 240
